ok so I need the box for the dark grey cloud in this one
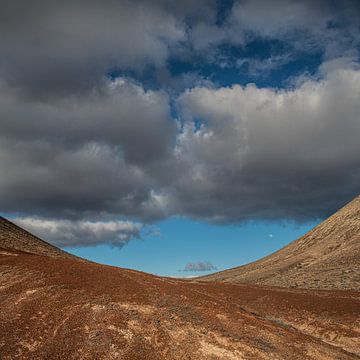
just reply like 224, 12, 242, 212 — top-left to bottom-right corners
0, 78, 175, 165
0, 78, 177, 220
0, 0, 358, 100
0, 0, 360, 247
191, 0, 360, 65
182, 261, 217, 272
230, 0, 332, 37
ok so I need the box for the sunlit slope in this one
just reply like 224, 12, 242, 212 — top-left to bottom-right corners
0, 246, 359, 358
202, 196, 360, 290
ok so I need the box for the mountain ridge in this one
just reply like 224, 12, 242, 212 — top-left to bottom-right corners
201, 195, 360, 290
0, 216, 78, 260
1, 205, 360, 358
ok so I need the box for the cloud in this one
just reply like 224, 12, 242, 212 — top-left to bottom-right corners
0, 0, 217, 99
1, 0, 358, 101
1, 1, 360, 248
1, 58, 360, 227
230, 0, 332, 37
236, 54, 293, 77
182, 261, 217, 272
0, 77, 177, 220
175, 59, 360, 222
14, 217, 144, 248
0, 77, 175, 164
190, 0, 360, 65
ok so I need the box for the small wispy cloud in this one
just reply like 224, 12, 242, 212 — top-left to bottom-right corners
181, 261, 217, 272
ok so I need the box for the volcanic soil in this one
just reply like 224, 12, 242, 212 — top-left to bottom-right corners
1, 249, 360, 359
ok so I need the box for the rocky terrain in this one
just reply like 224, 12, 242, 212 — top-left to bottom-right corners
1, 249, 360, 359
202, 196, 360, 290
1, 202, 360, 359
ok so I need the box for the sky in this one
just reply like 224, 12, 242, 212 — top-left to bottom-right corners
1, 0, 360, 276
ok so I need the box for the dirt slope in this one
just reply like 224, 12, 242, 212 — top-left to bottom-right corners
0, 217, 77, 259
1, 218, 360, 359
1, 252, 360, 360
202, 196, 360, 290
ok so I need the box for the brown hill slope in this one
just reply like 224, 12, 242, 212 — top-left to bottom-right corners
0, 216, 77, 259
1, 246, 360, 359
1, 218, 360, 358
202, 195, 360, 290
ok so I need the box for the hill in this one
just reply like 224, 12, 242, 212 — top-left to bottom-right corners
0, 216, 78, 260
202, 196, 360, 290
1, 215, 360, 359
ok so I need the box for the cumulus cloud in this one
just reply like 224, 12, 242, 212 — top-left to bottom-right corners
175, 60, 360, 222
1, 58, 360, 226
191, 0, 360, 63
1, 58, 360, 228
0, 77, 176, 220
14, 217, 144, 248
0, 0, 189, 98
0, 0, 358, 100
230, 0, 331, 37
1, 1, 360, 248
182, 261, 217, 272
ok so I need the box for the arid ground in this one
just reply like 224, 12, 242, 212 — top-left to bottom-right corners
1, 196, 360, 359
203, 196, 360, 290
1, 249, 360, 359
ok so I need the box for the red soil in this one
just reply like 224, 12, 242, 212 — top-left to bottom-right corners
1, 251, 359, 359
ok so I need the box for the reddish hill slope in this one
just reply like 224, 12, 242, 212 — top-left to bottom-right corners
202, 196, 360, 290
1, 217, 360, 359
0, 216, 77, 259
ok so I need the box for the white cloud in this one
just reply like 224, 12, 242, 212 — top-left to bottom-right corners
14, 217, 144, 248
174, 59, 360, 221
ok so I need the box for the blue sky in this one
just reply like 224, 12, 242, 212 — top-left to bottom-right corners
64, 218, 319, 277
1, 0, 360, 277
